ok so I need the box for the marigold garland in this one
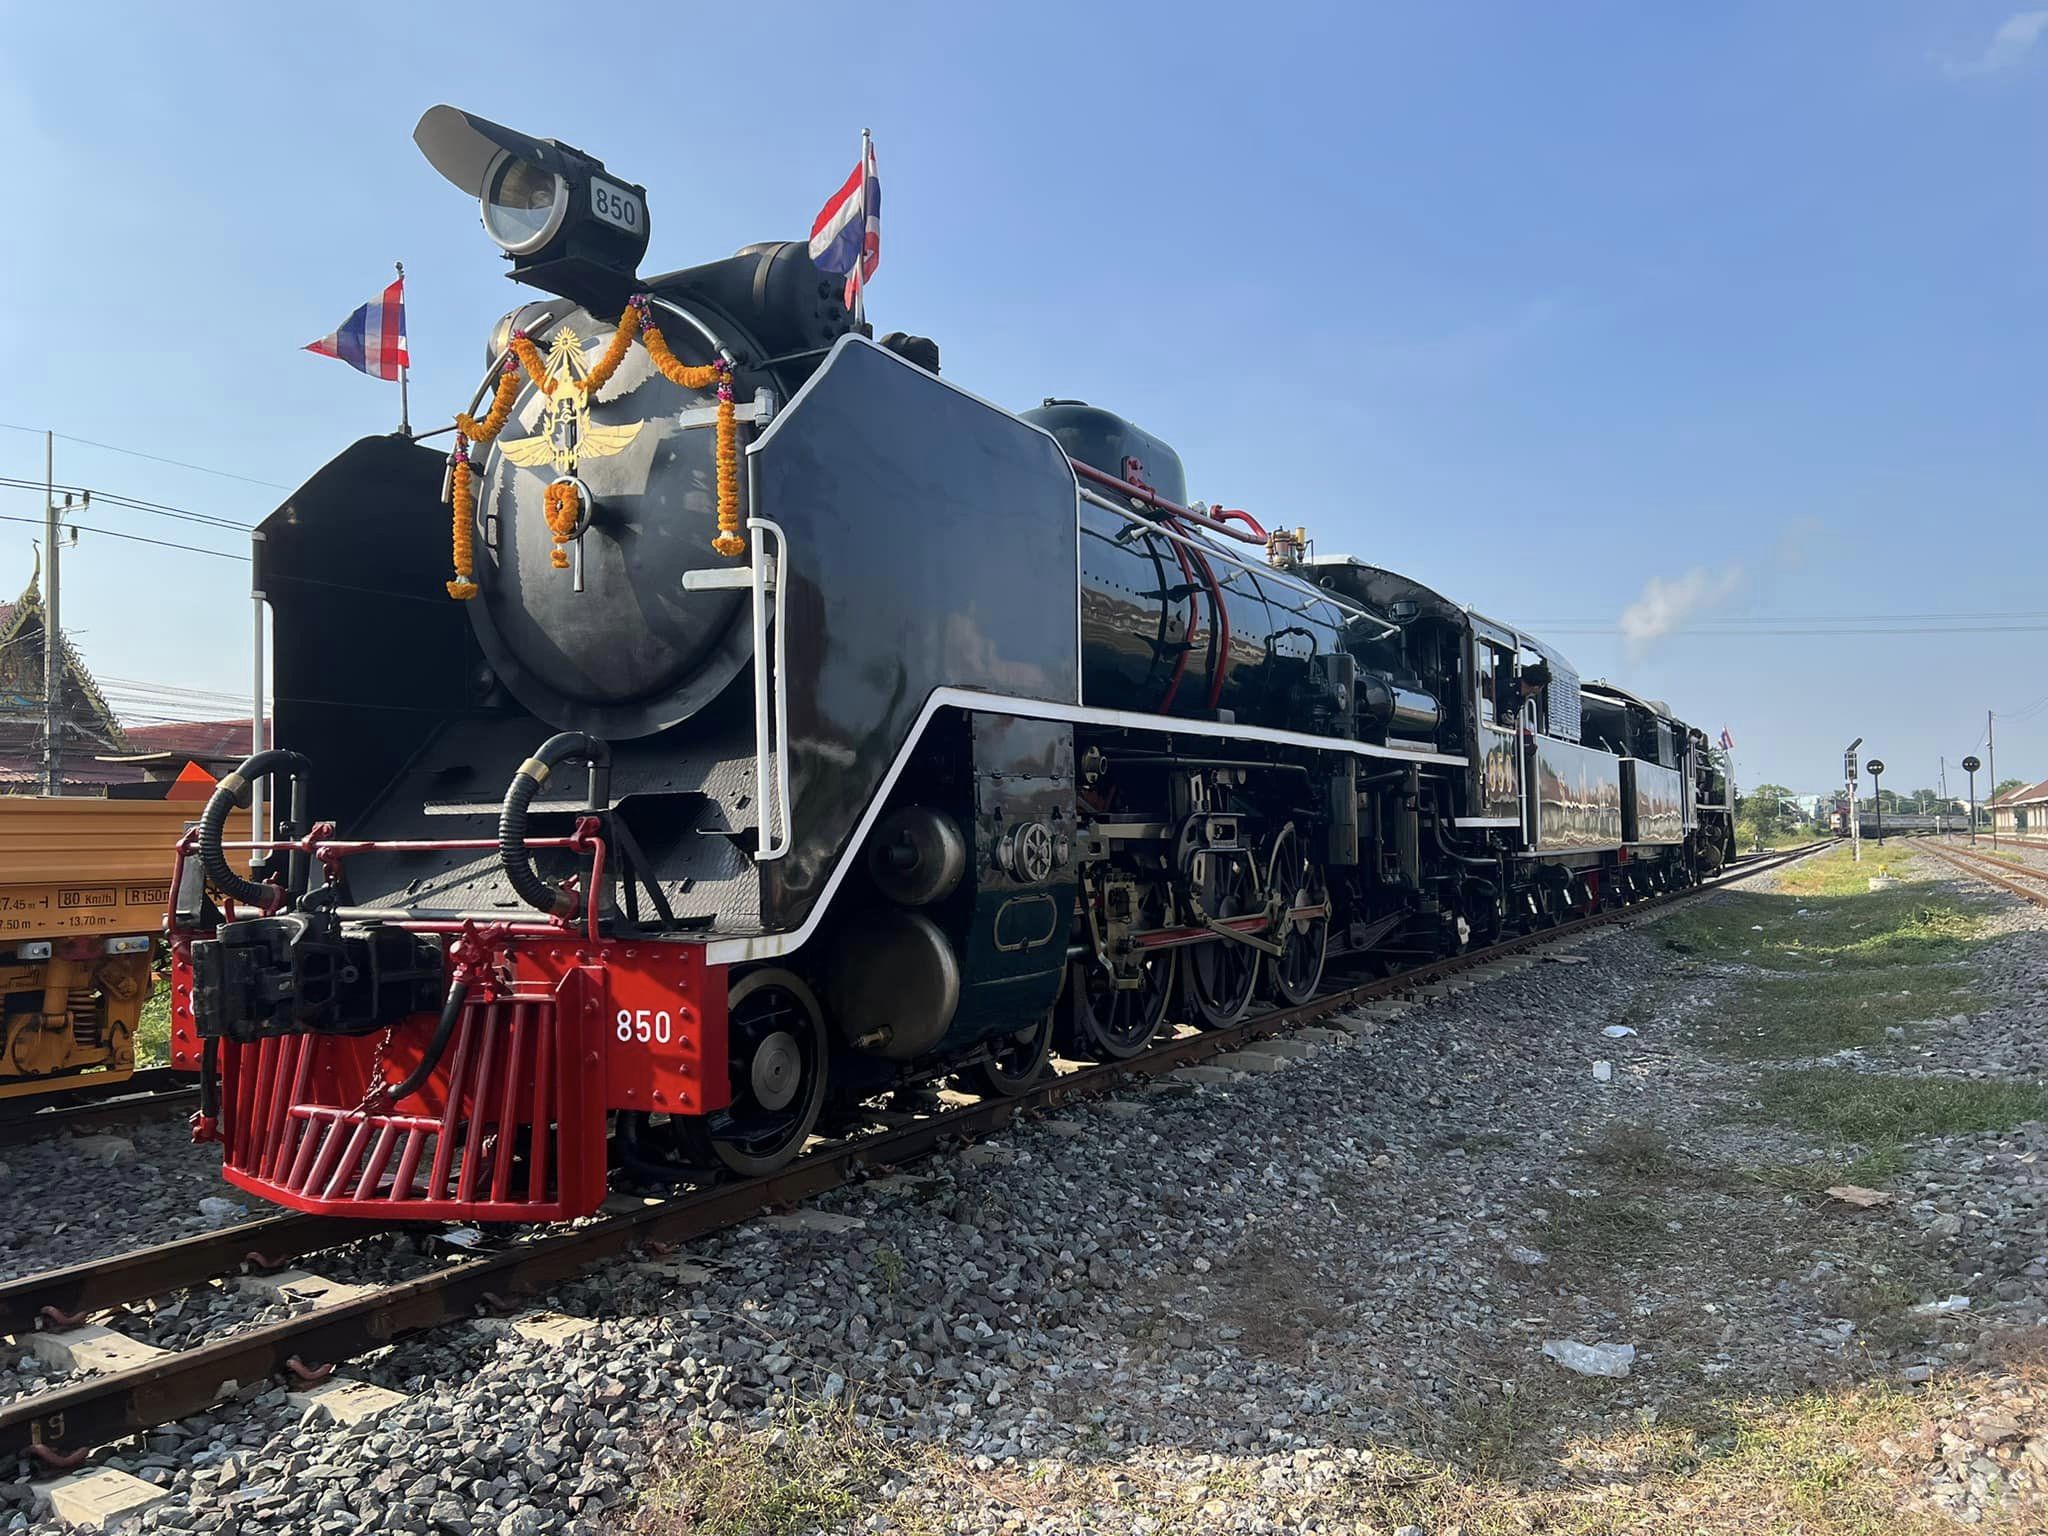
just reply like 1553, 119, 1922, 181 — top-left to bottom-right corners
582, 305, 641, 397
455, 367, 521, 443
447, 435, 480, 600
543, 481, 581, 569
446, 357, 524, 598
509, 333, 556, 395
443, 297, 746, 598
638, 304, 743, 559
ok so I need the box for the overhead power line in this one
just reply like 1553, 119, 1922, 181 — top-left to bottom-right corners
1540, 623, 2048, 637
99, 674, 251, 703
0, 511, 246, 562
0, 421, 290, 491
1524, 609, 2048, 626
0, 478, 257, 532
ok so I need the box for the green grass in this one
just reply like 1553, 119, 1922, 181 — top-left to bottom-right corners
957, 1380, 1976, 1536
1538, 1192, 1675, 1262
136, 987, 171, 1068
1756, 1068, 2048, 1151
1698, 965, 1980, 1059
1662, 885, 1980, 973
871, 1242, 906, 1295
1740, 1144, 1908, 1197
635, 1396, 898, 1536
1659, 845, 1987, 1060
1581, 1119, 1686, 1178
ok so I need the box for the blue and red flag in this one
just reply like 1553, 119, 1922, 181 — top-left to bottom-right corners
809, 137, 880, 310
305, 276, 409, 381
1719, 727, 1736, 751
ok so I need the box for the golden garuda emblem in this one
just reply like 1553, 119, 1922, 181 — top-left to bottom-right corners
496, 326, 645, 475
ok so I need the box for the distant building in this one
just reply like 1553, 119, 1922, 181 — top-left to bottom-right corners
1987, 778, 2048, 840
0, 563, 257, 794
0, 559, 127, 791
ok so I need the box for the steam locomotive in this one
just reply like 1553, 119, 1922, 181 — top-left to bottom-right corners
169, 107, 1735, 1221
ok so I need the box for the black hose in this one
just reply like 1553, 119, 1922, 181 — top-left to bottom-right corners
499, 732, 610, 919
383, 975, 470, 1106
198, 749, 311, 910
1431, 811, 1505, 869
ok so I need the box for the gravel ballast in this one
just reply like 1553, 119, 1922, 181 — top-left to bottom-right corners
9, 845, 2048, 1533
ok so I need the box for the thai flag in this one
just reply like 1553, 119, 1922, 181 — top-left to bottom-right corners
1719, 727, 1736, 751
305, 277, 409, 381
809, 139, 880, 309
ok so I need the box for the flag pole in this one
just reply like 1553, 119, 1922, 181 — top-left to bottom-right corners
852, 128, 872, 329
395, 261, 413, 439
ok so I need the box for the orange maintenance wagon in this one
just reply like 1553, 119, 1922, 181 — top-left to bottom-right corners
0, 791, 233, 1099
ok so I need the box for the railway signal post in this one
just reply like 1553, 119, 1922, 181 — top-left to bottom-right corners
1845, 738, 1863, 862
1867, 759, 1886, 846
1964, 755, 1982, 845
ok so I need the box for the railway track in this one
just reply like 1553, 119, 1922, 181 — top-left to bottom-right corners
0, 1069, 200, 1151
1919, 839, 2048, 906
1, 840, 1823, 1471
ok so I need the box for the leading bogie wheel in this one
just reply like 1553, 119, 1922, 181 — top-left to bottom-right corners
692, 967, 830, 1179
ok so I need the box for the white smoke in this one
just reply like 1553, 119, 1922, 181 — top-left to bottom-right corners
1618, 566, 1744, 653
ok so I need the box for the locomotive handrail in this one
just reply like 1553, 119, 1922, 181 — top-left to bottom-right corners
750, 514, 793, 861
167, 824, 610, 944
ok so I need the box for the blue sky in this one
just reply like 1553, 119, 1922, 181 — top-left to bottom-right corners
1, 2, 2042, 796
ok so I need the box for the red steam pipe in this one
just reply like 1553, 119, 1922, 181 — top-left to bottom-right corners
1209, 507, 1269, 539
1069, 459, 1266, 547
1156, 535, 1201, 715
1185, 542, 1233, 711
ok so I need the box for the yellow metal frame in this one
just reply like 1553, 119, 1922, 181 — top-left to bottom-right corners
0, 794, 247, 1098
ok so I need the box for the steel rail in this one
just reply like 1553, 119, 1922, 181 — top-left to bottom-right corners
1920, 842, 2048, 907
0, 1213, 385, 1339
0, 1071, 200, 1150
0, 841, 1822, 1462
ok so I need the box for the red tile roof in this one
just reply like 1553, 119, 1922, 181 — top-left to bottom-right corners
1989, 777, 2048, 808
114, 719, 260, 762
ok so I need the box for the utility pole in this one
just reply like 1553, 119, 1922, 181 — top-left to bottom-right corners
41, 431, 59, 796
1989, 710, 1997, 850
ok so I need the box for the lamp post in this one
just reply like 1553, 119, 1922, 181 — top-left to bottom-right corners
1868, 759, 1886, 847
1964, 755, 1981, 846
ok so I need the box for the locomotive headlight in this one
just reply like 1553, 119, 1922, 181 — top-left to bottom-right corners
481, 151, 568, 255
414, 104, 650, 308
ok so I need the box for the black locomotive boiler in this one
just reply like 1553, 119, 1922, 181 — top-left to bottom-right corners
170, 106, 1736, 1221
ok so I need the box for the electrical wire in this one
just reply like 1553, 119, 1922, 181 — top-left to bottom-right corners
0, 512, 246, 561
99, 675, 250, 703
0, 478, 256, 532
1525, 609, 2048, 626
1539, 624, 2048, 636
0, 421, 290, 491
